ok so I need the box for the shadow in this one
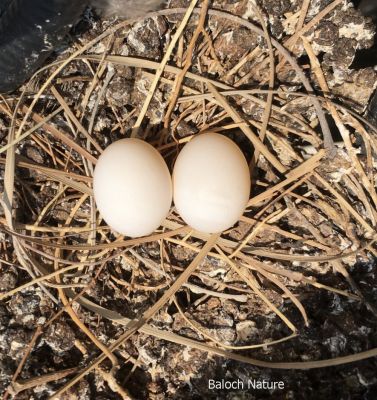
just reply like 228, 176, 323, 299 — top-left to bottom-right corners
107, 263, 377, 399
350, 0, 377, 69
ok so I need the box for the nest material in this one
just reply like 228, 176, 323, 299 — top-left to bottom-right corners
1, 0, 377, 398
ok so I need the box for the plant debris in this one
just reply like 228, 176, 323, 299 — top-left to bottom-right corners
1, 0, 377, 399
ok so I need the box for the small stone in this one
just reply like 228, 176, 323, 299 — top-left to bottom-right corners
22, 144, 45, 164
45, 322, 76, 353
236, 320, 257, 342
8, 294, 38, 314
0, 270, 17, 292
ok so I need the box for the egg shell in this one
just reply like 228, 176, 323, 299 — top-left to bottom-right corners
93, 138, 172, 237
173, 132, 251, 233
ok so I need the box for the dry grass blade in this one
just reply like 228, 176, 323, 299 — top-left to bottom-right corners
3, 327, 43, 400
249, 1, 275, 170
162, 219, 375, 263
243, 240, 376, 263
207, 82, 287, 173
52, 195, 119, 367
0, 156, 92, 183
248, 149, 325, 206
303, 38, 377, 210
241, 260, 308, 326
173, 295, 297, 350
132, 0, 200, 136
50, 86, 103, 154
163, 0, 209, 129
312, 173, 374, 234
215, 246, 297, 333
96, 367, 132, 400
0, 107, 62, 155
285, 0, 343, 47
69, 287, 377, 370
49, 234, 219, 399
7, 368, 78, 397
237, 254, 359, 300
27, 107, 97, 164
2, 225, 190, 251
296, 0, 311, 33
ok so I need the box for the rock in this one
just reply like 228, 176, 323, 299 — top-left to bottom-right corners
0, 269, 17, 292
45, 322, 76, 353
8, 294, 40, 328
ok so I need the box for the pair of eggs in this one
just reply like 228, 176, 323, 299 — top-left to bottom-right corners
93, 132, 251, 237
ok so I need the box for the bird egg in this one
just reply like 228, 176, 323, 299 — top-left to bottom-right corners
173, 132, 251, 233
93, 138, 172, 237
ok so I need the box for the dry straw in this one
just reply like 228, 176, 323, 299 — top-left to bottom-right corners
1, 1, 377, 398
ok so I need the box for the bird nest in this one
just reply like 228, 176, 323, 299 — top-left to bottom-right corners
1, 1, 377, 398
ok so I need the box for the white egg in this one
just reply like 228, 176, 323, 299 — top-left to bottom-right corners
173, 132, 251, 233
93, 138, 172, 237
